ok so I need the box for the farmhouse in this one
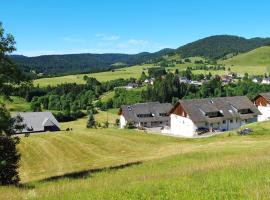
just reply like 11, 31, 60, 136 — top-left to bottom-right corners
11, 112, 60, 134
169, 96, 260, 137
254, 93, 270, 121
119, 102, 172, 129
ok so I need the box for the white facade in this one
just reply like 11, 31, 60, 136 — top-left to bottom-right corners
120, 115, 127, 128
262, 78, 270, 85
170, 114, 256, 137
257, 105, 270, 122
170, 114, 197, 137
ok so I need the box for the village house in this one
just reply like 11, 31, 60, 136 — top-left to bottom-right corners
11, 112, 60, 134
179, 77, 191, 84
252, 77, 260, 84
261, 77, 270, 85
254, 93, 270, 122
119, 102, 172, 129
169, 96, 260, 137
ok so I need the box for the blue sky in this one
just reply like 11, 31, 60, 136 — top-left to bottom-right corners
1, 0, 270, 56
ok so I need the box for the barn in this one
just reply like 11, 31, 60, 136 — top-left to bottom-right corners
11, 112, 60, 134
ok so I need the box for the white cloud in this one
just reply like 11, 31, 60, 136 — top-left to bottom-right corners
96, 33, 120, 41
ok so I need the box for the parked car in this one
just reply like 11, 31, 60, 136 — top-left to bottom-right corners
196, 127, 209, 135
237, 128, 253, 135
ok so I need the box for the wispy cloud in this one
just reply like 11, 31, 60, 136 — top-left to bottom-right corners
117, 39, 149, 49
96, 33, 120, 41
61, 36, 85, 43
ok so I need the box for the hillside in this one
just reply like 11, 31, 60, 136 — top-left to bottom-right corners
1, 119, 270, 199
11, 49, 174, 76
177, 35, 270, 59
11, 35, 270, 77
220, 46, 270, 73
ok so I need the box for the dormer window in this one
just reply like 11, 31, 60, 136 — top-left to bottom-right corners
205, 111, 224, 118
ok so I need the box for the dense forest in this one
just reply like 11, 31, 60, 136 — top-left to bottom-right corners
10, 49, 174, 76
176, 35, 270, 59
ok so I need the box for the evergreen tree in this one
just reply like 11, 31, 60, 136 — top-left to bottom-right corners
86, 111, 95, 128
0, 22, 28, 185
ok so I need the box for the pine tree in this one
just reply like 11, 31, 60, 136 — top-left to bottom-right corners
86, 111, 95, 128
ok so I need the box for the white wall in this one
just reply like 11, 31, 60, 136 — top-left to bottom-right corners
257, 106, 270, 122
120, 115, 127, 129
170, 115, 258, 137
170, 114, 197, 137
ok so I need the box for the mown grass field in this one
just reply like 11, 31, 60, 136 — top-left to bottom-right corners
34, 65, 153, 87
1, 117, 270, 199
220, 46, 270, 75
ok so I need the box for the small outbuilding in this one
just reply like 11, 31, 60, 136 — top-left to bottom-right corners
11, 112, 60, 134
254, 93, 270, 122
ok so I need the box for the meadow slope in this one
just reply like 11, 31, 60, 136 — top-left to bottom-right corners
1, 118, 270, 199
220, 46, 270, 74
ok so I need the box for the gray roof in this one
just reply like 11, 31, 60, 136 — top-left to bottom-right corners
175, 96, 261, 123
11, 112, 60, 133
258, 93, 270, 103
120, 102, 172, 123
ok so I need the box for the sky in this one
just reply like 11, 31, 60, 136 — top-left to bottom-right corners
1, 0, 270, 56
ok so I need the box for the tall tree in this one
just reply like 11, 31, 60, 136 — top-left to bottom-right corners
86, 111, 96, 128
0, 22, 26, 185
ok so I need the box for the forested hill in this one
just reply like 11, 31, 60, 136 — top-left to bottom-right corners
176, 35, 270, 59
10, 49, 174, 76
11, 35, 270, 77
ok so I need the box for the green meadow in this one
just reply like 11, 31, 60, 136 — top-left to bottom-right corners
220, 46, 270, 75
1, 117, 270, 199
0, 96, 31, 112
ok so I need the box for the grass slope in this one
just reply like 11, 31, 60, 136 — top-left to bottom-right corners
0, 96, 31, 112
220, 46, 270, 74
1, 118, 270, 199
34, 65, 151, 87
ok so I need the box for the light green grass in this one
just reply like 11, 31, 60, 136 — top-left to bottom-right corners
0, 96, 31, 112
1, 119, 270, 199
94, 109, 118, 126
220, 46, 270, 75
34, 65, 152, 87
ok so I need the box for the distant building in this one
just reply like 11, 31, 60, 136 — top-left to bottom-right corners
254, 93, 270, 122
179, 77, 191, 84
262, 77, 270, 85
169, 96, 260, 137
190, 80, 202, 87
119, 102, 172, 129
11, 112, 60, 134
252, 77, 260, 83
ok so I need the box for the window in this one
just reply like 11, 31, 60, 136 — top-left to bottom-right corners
223, 120, 226, 124
230, 119, 233, 123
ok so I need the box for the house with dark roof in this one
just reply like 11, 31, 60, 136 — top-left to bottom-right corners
254, 93, 270, 121
11, 112, 60, 134
119, 102, 172, 129
169, 96, 260, 137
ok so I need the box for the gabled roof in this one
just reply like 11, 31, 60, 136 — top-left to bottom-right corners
257, 93, 270, 103
120, 102, 172, 123
11, 112, 60, 133
172, 96, 261, 123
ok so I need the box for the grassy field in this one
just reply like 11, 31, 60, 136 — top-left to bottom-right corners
0, 96, 31, 112
34, 65, 153, 87
220, 46, 270, 75
1, 117, 270, 199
